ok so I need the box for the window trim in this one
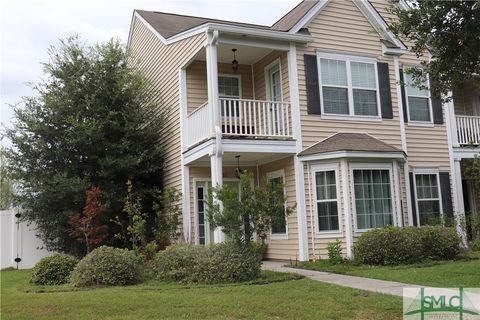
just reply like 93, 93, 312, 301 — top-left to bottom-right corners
412, 168, 443, 226
218, 73, 242, 99
316, 51, 382, 121
310, 163, 342, 238
265, 58, 283, 102
267, 169, 288, 240
350, 162, 396, 233
403, 66, 434, 125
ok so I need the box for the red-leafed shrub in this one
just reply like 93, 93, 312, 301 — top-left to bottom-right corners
68, 186, 107, 253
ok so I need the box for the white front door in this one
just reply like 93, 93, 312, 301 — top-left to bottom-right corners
266, 63, 283, 135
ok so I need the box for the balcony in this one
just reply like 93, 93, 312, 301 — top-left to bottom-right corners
456, 115, 480, 146
186, 98, 292, 148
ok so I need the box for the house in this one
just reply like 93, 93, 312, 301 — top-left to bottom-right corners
127, 0, 477, 261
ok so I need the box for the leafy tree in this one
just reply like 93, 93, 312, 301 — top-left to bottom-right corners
0, 149, 14, 210
68, 186, 107, 253
6, 35, 168, 253
205, 171, 294, 246
388, 0, 480, 97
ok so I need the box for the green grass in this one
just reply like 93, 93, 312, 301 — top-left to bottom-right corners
1, 269, 403, 319
296, 254, 480, 288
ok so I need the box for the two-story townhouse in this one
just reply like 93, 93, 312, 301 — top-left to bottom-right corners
127, 0, 473, 261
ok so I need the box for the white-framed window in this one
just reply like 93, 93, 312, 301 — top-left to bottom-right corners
218, 74, 241, 99
267, 169, 288, 240
317, 52, 381, 119
351, 163, 394, 231
265, 59, 283, 102
311, 164, 341, 235
404, 68, 433, 123
413, 169, 442, 225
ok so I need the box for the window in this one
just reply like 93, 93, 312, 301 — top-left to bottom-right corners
405, 71, 431, 122
267, 63, 282, 102
197, 185, 206, 245
267, 170, 287, 238
318, 53, 380, 117
414, 173, 441, 225
266, 61, 284, 135
218, 75, 240, 98
353, 169, 393, 230
314, 170, 340, 232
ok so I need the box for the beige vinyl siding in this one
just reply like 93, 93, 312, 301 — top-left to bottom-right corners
128, 17, 206, 236
297, 0, 407, 258
186, 61, 254, 114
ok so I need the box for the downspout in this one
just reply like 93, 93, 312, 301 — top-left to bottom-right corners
307, 162, 316, 260
394, 55, 413, 226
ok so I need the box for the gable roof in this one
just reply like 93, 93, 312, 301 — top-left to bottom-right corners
299, 133, 401, 156
133, 0, 406, 52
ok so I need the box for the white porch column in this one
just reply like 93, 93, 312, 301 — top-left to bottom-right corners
288, 42, 308, 261
340, 159, 353, 259
453, 158, 467, 246
181, 165, 191, 243
210, 154, 224, 243
393, 160, 404, 227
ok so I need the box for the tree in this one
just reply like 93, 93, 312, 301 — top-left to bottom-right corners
388, 1, 480, 97
6, 35, 168, 253
68, 186, 107, 253
0, 149, 14, 210
205, 172, 294, 246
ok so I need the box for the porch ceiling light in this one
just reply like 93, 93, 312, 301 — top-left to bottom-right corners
235, 155, 241, 179
231, 48, 239, 72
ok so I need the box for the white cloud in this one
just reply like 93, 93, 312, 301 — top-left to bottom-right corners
0, 0, 300, 146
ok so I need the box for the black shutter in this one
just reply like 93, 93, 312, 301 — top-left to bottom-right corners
377, 62, 393, 119
409, 172, 418, 226
439, 172, 453, 218
399, 69, 408, 123
304, 54, 321, 115
430, 78, 444, 124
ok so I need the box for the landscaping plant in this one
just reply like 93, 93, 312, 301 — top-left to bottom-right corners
30, 253, 78, 285
67, 186, 107, 253
70, 246, 141, 287
6, 35, 167, 253
205, 171, 294, 246
327, 239, 343, 264
153, 242, 261, 284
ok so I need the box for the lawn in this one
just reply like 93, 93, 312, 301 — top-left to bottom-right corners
296, 254, 480, 288
1, 269, 403, 320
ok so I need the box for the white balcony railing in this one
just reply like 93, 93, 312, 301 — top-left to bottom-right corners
456, 115, 480, 145
185, 98, 292, 148
186, 102, 211, 147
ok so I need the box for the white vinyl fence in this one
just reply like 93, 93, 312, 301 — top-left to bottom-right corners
1, 209, 52, 269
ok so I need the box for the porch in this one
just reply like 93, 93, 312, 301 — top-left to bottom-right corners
451, 80, 480, 147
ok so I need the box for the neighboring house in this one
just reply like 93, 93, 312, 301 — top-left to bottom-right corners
127, 0, 477, 261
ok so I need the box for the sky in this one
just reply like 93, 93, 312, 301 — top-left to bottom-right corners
0, 0, 300, 147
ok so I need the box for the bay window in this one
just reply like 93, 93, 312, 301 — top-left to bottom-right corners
353, 169, 393, 230
313, 168, 340, 233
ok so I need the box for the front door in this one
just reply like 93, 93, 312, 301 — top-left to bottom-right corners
266, 63, 283, 135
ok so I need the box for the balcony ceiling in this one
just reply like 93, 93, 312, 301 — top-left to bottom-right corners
195, 44, 273, 65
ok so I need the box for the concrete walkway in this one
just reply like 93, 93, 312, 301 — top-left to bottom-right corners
262, 261, 421, 297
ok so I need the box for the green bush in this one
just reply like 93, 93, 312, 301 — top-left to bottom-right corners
153, 242, 262, 284
327, 239, 343, 264
472, 240, 480, 251
354, 226, 423, 265
354, 226, 461, 265
70, 246, 141, 287
30, 253, 78, 285
420, 226, 460, 260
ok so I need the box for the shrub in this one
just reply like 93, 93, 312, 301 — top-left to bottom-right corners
354, 226, 423, 265
327, 239, 343, 264
153, 242, 261, 284
70, 246, 141, 287
472, 239, 480, 251
420, 226, 460, 260
30, 253, 78, 285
